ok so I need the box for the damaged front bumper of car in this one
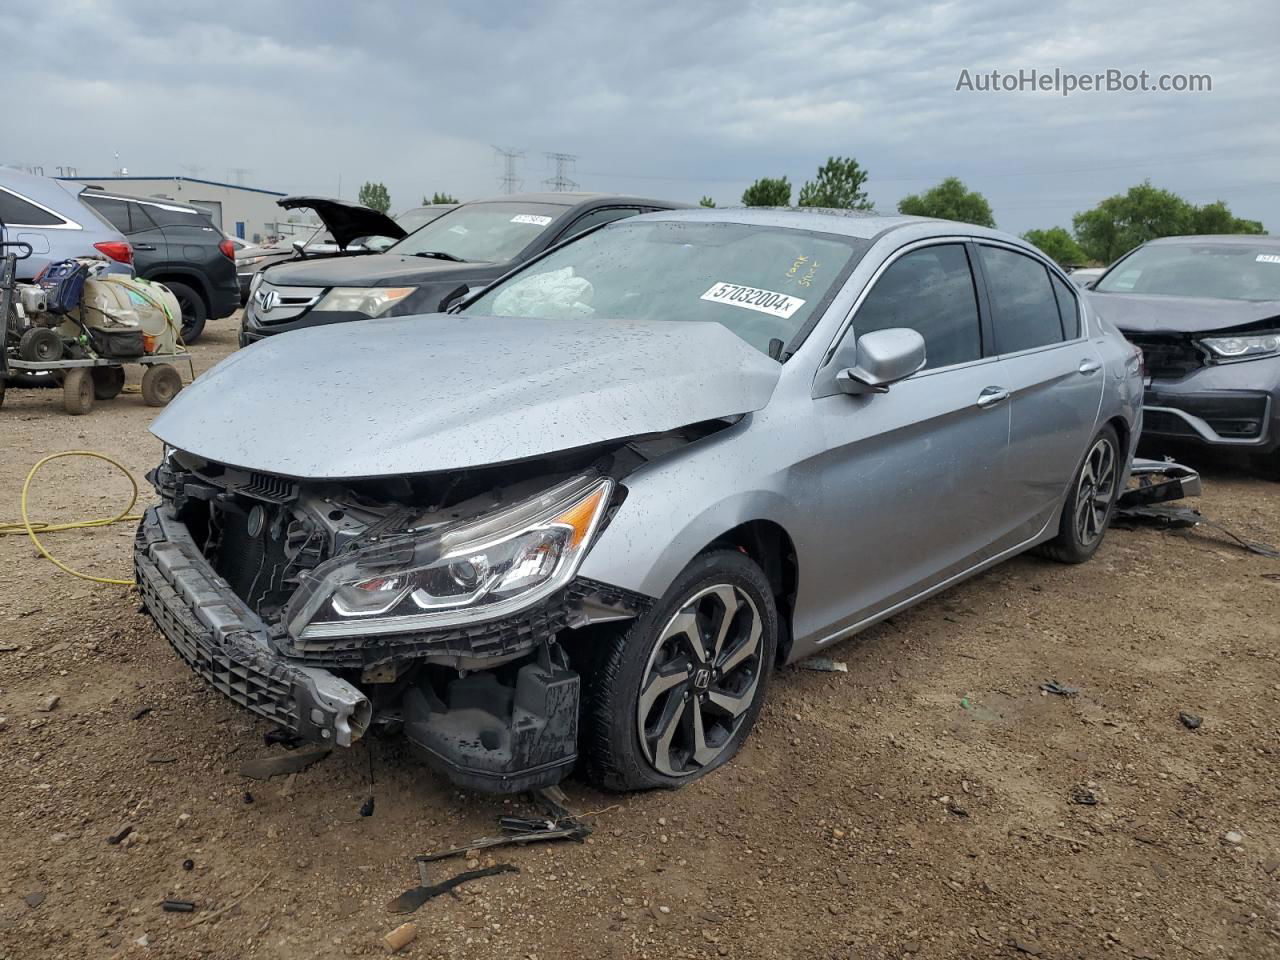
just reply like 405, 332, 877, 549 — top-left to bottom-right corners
135, 451, 654, 793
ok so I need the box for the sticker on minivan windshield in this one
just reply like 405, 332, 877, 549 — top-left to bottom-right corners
700, 282, 806, 319
1256, 254, 1280, 264
511, 214, 553, 226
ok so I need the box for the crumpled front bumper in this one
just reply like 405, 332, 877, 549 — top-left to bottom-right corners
135, 506, 372, 747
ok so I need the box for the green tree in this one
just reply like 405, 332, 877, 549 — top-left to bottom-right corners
357, 181, 391, 214
699, 195, 716, 208
424, 191, 459, 205
797, 156, 873, 210
741, 176, 791, 207
1022, 227, 1087, 267
1191, 200, 1264, 235
1071, 181, 1197, 264
897, 177, 995, 227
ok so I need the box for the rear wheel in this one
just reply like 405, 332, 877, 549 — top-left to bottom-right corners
1037, 424, 1122, 564
141, 364, 182, 406
18, 327, 63, 363
165, 281, 207, 344
62, 368, 94, 415
581, 550, 777, 791
91, 366, 126, 400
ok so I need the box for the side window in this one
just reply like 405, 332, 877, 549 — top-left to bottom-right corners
557, 207, 640, 243
979, 245, 1065, 353
848, 244, 982, 370
143, 204, 205, 228
0, 188, 65, 227
83, 196, 132, 233
1050, 272, 1081, 339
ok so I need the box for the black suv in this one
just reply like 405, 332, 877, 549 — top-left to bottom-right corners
80, 191, 239, 343
241, 192, 686, 345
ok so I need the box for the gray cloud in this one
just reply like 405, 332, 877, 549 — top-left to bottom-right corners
2, 0, 1276, 235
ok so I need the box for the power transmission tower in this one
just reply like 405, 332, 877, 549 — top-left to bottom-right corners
180, 163, 204, 178
543, 152, 578, 192
228, 167, 251, 186
492, 146, 524, 194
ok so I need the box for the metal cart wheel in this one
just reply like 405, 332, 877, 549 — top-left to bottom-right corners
62, 368, 95, 415
91, 366, 126, 400
141, 364, 183, 407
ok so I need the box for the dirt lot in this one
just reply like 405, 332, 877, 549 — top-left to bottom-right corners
1, 315, 1278, 960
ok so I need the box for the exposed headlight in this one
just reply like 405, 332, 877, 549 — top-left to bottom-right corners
313, 286, 416, 317
1200, 331, 1280, 362
237, 255, 265, 267
285, 476, 613, 639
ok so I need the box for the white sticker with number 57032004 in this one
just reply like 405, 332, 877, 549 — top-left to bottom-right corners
699, 282, 806, 319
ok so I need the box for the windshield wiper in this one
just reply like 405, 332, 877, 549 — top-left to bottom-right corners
411, 251, 467, 262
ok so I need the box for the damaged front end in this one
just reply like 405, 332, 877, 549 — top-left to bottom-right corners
135, 432, 716, 792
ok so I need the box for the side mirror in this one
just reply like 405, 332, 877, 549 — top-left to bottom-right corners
835, 328, 927, 395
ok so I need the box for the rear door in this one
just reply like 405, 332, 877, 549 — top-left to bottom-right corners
974, 243, 1103, 541
804, 241, 1013, 638
82, 196, 169, 270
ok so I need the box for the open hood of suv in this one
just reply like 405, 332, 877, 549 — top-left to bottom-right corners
277, 196, 407, 250
151, 314, 781, 479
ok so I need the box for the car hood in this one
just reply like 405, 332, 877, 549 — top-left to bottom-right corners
151, 314, 780, 479
258, 253, 487, 287
1089, 291, 1280, 335
277, 196, 407, 250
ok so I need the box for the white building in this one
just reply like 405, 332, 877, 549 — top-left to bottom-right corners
62, 176, 297, 244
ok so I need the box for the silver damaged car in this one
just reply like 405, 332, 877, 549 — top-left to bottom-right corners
137, 209, 1143, 793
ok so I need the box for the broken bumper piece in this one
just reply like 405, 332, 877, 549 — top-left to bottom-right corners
403, 649, 580, 794
1116, 457, 1203, 510
135, 507, 372, 747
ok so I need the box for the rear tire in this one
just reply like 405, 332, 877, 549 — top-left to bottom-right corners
1037, 424, 1122, 564
62, 368, 94, 415
91, 366, 126, 400
18, 327, 63, 363
141, 364, 182, 406
580, 550, 777, 792
165, 281, 207, 344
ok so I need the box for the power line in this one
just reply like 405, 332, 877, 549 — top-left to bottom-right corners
492, 146, 525, 194
543, 152, 579, 192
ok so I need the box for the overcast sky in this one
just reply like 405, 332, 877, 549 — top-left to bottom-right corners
3, 0, 1276, 235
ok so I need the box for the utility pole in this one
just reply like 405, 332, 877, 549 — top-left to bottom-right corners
542, 153, 578, 192
492, 146, 525, 194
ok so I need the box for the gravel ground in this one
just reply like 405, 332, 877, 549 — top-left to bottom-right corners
1, 314, 1278, 959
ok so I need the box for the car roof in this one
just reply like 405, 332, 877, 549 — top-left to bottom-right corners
1145, 233, 1280, 247
623, 206, 1010, 242
468, 191, 689, 210
80, 189, 204, 214
0, 166, 88, 208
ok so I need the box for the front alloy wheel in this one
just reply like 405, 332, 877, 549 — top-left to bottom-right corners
637, 584, 764, 778
581, 549, 777, 791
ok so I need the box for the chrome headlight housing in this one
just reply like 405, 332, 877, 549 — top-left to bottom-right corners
1199, 331, 1280, 362
248, 269, 266, 295
313, 286, 416, 317
285, 476, 613, 640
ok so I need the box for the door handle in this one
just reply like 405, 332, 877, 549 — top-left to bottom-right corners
976, 386, 1010, 408
132, 243, 157, 251
1078, 358, 1102, 375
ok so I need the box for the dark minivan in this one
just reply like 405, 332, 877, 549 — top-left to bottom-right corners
80, 191, 240, 343
240, 192, 686, 345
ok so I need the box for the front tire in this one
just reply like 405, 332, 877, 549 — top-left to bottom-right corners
581, 550, 777, 792
1037, 424, 1122, 564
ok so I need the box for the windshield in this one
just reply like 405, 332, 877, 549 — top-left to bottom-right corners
387, 201, 567, 262
395, 205, 453, 234
464, 220, 867, 357
1095, 243, 1280, 301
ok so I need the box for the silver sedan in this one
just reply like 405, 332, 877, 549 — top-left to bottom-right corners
138, 209, 1143, 794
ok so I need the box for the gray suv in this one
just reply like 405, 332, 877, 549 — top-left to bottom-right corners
0, 168, 133, 279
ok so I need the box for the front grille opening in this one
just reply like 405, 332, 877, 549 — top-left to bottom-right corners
1127, 334, 1204, 380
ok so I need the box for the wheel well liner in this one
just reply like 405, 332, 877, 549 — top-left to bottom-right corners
702, 520, 797, 664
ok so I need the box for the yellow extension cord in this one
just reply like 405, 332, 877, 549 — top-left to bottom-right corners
0, 450, 141, 585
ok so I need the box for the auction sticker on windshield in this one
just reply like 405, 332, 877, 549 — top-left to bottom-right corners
700, 282, 806, 319
511, 214, 553, 226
